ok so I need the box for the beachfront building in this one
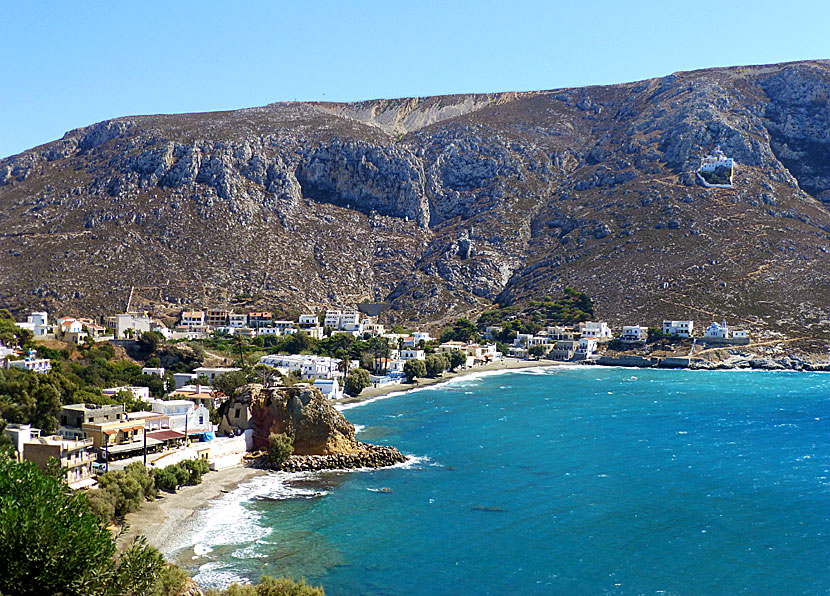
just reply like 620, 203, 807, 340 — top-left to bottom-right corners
400, 349, 426, 361
149, 399, 211, 436
582, 321, 613, 340
549, 339, 579, 361
575, 337, 599, 359
82, 419, 148, 458
662, 320, 694, 338
59, 403, 125, 440
23, 436, 96, 488
548, 326, 579, 341
620, 325, 648, 342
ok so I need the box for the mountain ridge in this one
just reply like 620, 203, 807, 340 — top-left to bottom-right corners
2, 59, 830, 337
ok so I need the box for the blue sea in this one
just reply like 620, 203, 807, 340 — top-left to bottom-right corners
169, 367, 830, 595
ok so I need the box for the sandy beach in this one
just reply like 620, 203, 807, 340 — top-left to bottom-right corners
335, 357, 566, 407
117, 464, 266, 553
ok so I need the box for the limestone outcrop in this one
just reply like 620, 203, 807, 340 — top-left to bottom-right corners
226, 384, 405, 469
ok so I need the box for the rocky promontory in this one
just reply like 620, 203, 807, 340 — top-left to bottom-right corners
224, 383, 406, 470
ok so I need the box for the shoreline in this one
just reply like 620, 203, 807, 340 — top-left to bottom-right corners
334, 357, 566, 408
117, 464, 266, 554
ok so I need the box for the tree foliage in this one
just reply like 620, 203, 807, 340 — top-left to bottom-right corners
439, 319, 478, 343
403, 359, 427, 383
267, 433, 294, 468
0, 453, 164, 596
447, 350, 467, 372
344, 368, 371, 397
424, 353, 448, 378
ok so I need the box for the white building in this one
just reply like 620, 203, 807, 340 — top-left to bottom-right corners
257, 327, 282, 336
663, 320, 694, 338
298, 314, 319, 327
582, 321, 613, 340
259, 354, 342, 379
697, 147, 734, 188
400, 349, 425, 361
313, 378, 342, 400
732, 329, 749, 339
228, 313, 248, 328
3, 423, 40, 455
173, 372, 198, 389
16, 311, 50, 337
704, 321, 730, 339
576, 337, 598, 358
7, 356, 52, 373
324, 309, 360, 331
113, 313, 152, 339
149, 399, 211, 434
142, 367, 165, 377
102, 386, 150, 403
193, 367, 241, 382
412, 331, 431, 343
620, 325, 648, 342
181, 311, 205, 328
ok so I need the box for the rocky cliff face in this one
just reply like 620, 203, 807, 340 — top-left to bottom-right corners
235, 383, 362, 455
3, 60, 830, 336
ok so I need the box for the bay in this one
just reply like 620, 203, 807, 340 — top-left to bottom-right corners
171, 367, 830, 595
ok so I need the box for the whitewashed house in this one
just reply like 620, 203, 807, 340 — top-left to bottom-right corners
576, 337, 598, 359
662, 320, 694, 338
298, 314, 319, 327
149, 399, 211, 434
7, 356, 52, 373
620, 325, 648, 342
181, 311, 205, 328
259, 354, 342, 380
102, 386, 150, 403
400, 349, 426, 361
313, 378, 342, 400
582, 321, 613, 340
16, 312, 50, 337
193, 367, 241, 382
142, 367, 165, 377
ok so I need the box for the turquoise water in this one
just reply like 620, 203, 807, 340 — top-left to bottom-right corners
172, 367, 830, 595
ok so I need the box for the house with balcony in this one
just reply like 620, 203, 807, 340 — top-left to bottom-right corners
298, 314, 319, 327
24, 436, 97, 488
575, 337, 599, 360
549, 339, 579, 361
400, 349, 426, 361
193, 366, 241, 382
82, 418, 150, 459
620, 325, 648, 343
170, 384, 226, 410
102, 386, 150, 403
181, 310, 205, 328
228, 312, 248, 328
663, 320, 694, 338
582, 321, 613, 340
248, 312, 273, 329
6, 356, 52, 373
149, 399, 212, 436
16, 311, 51, 337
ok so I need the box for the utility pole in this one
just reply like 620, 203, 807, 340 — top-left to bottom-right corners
143, 427, 147, 466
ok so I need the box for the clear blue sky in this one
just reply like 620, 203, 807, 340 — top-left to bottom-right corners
1, 0, 828, 158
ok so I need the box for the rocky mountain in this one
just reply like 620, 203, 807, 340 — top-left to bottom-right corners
3, 60, 830, 336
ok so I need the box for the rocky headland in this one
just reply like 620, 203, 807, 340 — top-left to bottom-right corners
225, 383, 406, 471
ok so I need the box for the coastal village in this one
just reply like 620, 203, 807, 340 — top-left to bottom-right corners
4, 293, 819, 496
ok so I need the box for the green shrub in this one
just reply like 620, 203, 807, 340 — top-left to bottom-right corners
206, 576, 324, 596
268, 433, 294, 468
424, 353, 448, 378
344, 368, 371, 397
403, 359, 426, 382
0, 454, 164, 595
